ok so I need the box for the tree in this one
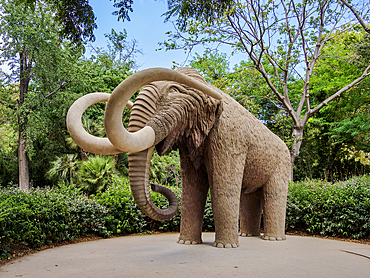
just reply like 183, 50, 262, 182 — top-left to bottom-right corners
162, 0, 370, 179
308, 30, 370, 179
17, 0, 97, 43
0, 0, 84, 190
165, 0, 235, 31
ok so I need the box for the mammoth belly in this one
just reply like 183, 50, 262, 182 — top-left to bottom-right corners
241, 156, 275, 194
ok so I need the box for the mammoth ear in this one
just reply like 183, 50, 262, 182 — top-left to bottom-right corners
181, 83, 223, 150
193, 89, 223, 149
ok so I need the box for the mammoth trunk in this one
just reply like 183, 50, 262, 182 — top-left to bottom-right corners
128, 147, 178, 221
128, 85, 178, 221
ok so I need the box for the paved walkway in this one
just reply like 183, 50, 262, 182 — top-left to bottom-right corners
1, 233, 370, 277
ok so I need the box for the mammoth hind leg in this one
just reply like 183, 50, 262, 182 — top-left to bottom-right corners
239, 188, 263, 237
262, 174, 288, 241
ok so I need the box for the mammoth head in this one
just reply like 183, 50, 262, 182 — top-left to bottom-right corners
66, 67, 222, 221
136, 68, 222, 156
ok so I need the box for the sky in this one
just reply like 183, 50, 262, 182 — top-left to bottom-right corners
89, 0, 244, 70
89, 0, 204, 70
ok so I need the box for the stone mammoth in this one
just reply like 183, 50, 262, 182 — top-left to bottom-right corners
67, 67, 290, 248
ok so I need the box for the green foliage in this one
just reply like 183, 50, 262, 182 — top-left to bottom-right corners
149, 150, 181, 187
77, 155, 118, 195
93, 178, 183, 234
164, 0, 370, 181
300, 29, 370, 180
115, 152, 129, 176
3, 176, 370, 258
46, 154, 79, 185
93, 178, 147, 234
164, 0, 234, 31
0, 198, 12, 258
110, 0, 134, 22
327, 114, 370, 152
0, 0, 137, 189
16, 0, 97, 43
203, 191, 214, 232
0, 185, 109, 258
189, 50, 230, 83
286, 176, 370, 239
0, 147, 18, 187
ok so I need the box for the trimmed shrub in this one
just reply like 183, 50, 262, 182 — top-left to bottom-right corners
286, 176, 370, 239
93, 177, 184, 234
0, 184, 109, 258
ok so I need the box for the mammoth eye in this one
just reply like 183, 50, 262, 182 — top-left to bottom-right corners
169, 87, 180, 94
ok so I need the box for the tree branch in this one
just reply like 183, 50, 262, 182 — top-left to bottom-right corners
45, 79, 68, 99
297, 1, 331, 115
340, 0, 370, 34
310, 65, 370, 115
223, 65, 255, 77
0, 100, 17, 110
240, 95, 287, 111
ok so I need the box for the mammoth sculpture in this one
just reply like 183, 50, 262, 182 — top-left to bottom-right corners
67, 67, 290, 248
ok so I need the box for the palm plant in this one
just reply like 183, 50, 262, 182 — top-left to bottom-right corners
82, 114, 106, 137
77, 155, 117, 194
46, 154, 79, 185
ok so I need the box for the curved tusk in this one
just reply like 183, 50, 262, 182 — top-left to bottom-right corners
66, 92, 132, 155
126, 100, 134, 109
105, 67, 222, 153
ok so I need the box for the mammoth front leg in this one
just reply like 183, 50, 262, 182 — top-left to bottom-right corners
177, 155, 209, 245
208, 154, 245, 248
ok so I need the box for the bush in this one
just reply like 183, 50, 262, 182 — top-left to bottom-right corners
45, 154, 79, 186
286, 176, 370, 239
93, 177, 184, 234
203, 191, 215, 232
0, 184, 110, 258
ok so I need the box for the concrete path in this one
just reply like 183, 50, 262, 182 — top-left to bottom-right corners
1, 233, 370, 278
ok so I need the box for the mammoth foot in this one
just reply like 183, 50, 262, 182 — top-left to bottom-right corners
262, 234, 286, 241
177, 239, 202, 245
212, 242, 239, 248
239, 232, 261, 237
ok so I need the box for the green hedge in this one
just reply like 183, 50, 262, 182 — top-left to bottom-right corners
1, 176, 369, 259
92, 178, 183, 234
286, 175, 370, 239
0, 185, 110, 258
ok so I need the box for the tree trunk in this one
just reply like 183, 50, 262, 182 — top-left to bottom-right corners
18, 50, 31, 191
81, 149, 89, 161
18, 127, 29, 192
290, 125, 304, 181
